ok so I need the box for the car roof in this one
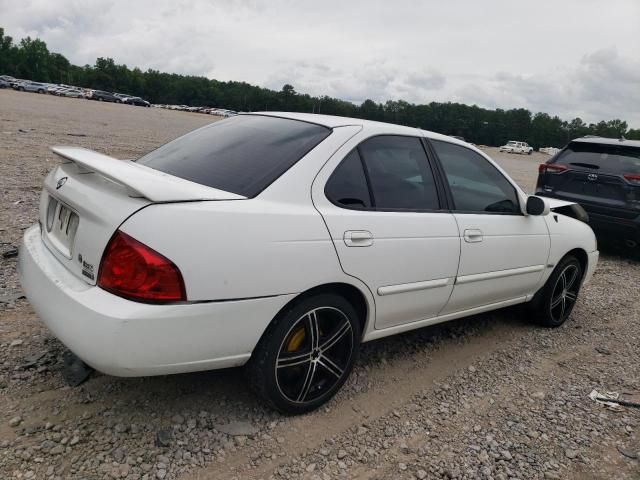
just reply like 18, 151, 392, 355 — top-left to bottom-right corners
572, 136, 640, 148
248, 111, 465, 145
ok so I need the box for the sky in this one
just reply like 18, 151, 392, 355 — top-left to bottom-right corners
2, 0, 640, 126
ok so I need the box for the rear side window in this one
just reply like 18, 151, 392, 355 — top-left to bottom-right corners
432, 140, 519, 214
359, 136, 440, 210
553, 142, 640, 174
137, 115, 331, 197
325, 136, 440, 211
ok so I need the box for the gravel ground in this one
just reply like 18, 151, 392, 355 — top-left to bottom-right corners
0, 89, 638, 480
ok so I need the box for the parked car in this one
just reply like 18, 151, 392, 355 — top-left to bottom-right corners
19, 113, 598, 413
123, 96, 150, 107
500, 141, 533, 154
61, 88, 84, 98
15, 80, 48, 93
112, 93, 132, 103
536, 136, 640, 248
10, 79, 26, 89
90, 90, 120, 102
0, 78, 10, 88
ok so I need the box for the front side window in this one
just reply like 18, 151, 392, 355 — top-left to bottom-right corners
432, 140, 520, 214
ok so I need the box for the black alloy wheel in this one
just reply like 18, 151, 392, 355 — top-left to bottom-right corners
529, 255, 583, 327
247, 293, 361, 414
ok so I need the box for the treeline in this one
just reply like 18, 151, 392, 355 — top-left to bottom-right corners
1, 28, 638, 148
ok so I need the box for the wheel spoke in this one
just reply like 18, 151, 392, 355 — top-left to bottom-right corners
296, 362, 318, 402
277, 351, 312, 369
307, 310, 320, 350
565, 267, 579, 290
320, 321, 351, 352
559, 296, 566, 319
318, 355, 344, 378
559, 271, 567, 292
551, 293, 564, 308
565, 291, 577, 302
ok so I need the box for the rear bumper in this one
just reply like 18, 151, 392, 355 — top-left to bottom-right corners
18, 225, 294, 377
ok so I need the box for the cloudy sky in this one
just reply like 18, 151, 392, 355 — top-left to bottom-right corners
2, 0, 640, 126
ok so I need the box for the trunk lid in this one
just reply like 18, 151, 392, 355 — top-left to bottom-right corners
40, 147, 244, 285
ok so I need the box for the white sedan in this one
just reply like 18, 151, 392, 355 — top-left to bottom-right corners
19, 113, 598, 413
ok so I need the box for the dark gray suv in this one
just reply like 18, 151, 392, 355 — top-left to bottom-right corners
536, 136, 640, 248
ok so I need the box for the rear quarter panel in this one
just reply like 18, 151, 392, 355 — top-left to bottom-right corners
120, 199, 345, 301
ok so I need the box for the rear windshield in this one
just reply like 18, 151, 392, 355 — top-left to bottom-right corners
137, 115, 331, 197
553, 142, 640, 174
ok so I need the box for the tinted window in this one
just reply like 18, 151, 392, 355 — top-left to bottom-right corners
553, 142, 640, 174
432, 140, 519, 214
359, 136, 440, 210
138, 115, 331, 197
325, 150, 372, 209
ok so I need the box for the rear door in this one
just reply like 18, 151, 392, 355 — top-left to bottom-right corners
313, 134, 460, 329
429, 140, 550, 313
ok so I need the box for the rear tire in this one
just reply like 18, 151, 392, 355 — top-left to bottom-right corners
246, 293, 361, 414
528, 255, 583, 327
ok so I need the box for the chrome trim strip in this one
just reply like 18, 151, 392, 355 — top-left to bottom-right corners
377, 277, 451, 296
455, 265, 545, 285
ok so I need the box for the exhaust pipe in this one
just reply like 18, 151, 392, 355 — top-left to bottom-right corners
625, 239, 638, 248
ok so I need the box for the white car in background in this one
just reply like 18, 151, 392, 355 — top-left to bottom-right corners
500, 140, 533, 154
19, 113, 598, 413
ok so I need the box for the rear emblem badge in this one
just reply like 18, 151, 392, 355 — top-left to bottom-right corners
587, 174, 598, 181
56, 177, 68, 189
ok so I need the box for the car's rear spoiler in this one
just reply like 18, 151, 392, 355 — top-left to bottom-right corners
51, 146, 246, 202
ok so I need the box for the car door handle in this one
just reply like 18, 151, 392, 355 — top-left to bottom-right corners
344, 230, 373, 247
463, 229, 483, 243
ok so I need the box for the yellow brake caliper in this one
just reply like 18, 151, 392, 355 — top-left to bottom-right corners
286, 327, 306, 352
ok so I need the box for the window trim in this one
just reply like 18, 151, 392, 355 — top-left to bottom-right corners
324, 134, 446, 213
426, 138, 523, 216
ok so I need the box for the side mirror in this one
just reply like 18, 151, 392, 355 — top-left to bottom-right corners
526, 195, 550, 216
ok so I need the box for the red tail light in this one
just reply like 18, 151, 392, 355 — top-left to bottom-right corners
623, 174, 640, 186
97, 231, 186, 303
539, 163, 568, 174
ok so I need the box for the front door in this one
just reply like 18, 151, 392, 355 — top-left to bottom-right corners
429, 139, 550, 314
313, 134, 461, 329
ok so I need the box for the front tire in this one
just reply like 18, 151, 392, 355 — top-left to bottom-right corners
528, 255, 583, 327
247, 293, 361, 414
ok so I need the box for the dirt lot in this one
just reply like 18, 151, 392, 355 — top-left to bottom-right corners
1, 89, 639, 480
